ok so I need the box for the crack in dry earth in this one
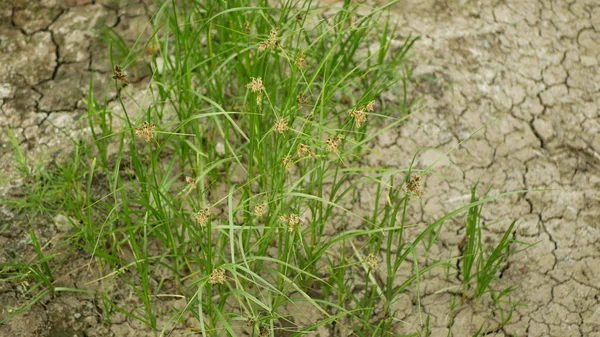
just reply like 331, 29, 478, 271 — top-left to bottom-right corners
1, 0, 599, 336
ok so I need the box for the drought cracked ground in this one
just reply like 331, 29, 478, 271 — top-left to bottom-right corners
1, 0, 599, 336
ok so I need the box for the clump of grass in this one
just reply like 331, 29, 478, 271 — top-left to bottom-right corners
1, 0, 528, 336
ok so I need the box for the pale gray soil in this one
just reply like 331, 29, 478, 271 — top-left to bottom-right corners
1, 0, 599, 336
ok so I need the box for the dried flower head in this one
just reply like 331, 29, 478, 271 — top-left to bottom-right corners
282, 155, 293, 172
186, 176, 196, 188
406, 175, 424, 197
268, 28, 279, 47
273, 118, 289, 134
254, 203, 267, 217
259, 326, 269, 336
326, 137, 341, 153
246, 77, 264, 93
280, 213, 304, 232
348, 107, 367, 128
246, 317, 256, 327
208, 267, 226, 285
297, 143, 310, 156
297, 93, 308, 105
112, 65, 129, 84
258, 41, 269, 52
244, 21, 251, 34
135, 121, 155, 142
365, 254, 378, 270
259, 28, 279, 51
295, 51, 306, 70
194, 207, 211, 227
366, 100, 375, 112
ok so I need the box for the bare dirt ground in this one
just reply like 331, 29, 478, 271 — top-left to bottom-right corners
1, 0, 599, 336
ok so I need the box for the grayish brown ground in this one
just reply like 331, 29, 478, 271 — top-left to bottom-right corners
0, 0, 599, 336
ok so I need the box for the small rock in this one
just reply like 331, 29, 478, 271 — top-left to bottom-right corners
53, 214, 73, 233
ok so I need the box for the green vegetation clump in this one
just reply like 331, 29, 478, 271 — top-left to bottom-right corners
1, 1, 525, 336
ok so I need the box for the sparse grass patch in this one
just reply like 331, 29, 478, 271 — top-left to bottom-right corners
1, 1, 529, 336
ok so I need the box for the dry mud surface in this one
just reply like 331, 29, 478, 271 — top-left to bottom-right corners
1, 0, 599, 336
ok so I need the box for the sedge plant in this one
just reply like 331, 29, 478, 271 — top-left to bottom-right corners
0, 1, 528, 336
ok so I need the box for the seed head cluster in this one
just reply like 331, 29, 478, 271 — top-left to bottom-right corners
280, 213, 304, 232
348, 100, 375, 128
112, 65, 129, 84
365, 253, 378, 270
254, 203, 267, 217
194, 207, 211, 227
273, 118, 289, 134
297, 143, 316, 159
135, 121, 155, 142
208, 267, 226, 285
295, 51, 306, 69
326, 137, 341, 153
259, 28, 279, 51
246, 77, 264, 92
282, 155, 293, 172
406, 175, 424, 197
297, 93, 308, 105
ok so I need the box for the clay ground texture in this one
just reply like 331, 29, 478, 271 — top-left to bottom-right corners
1, 0, 599, 336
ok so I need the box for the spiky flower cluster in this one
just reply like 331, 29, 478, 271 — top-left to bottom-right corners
406, 175, 424, 197
273, 118, 289, 134
246, 77, 264, 92
326, 137, 341, 153
280, 213, 304, 232
297, 143, 316, 159
348, 100, 375, 128
365, 254, 378, 270
208, 267, 226, 285
297, 93, 308, 105
254, 203, 267, 217
282, 155, 293, 172
135, 121, 155, 142
259, 28, 279, 51
112, 65, 129, 84
295, 51, 306, 69
194, 207, 211, 227
246, 77, 265, 105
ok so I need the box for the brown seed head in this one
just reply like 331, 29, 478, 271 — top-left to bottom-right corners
297, 143, 310, 156
326, 137, 341, 153
254, 203, 267, 217
259, 326, 269, 336
186, 176, 196, 188
297, 93, 308, 105
246, 77, 264, 93
135, 121, 155, 142
365, 254, 378, 270
296, 51, 306, 70
112, 65, 129, 84
406, 175, 424, 197
280, 213, 304, 232
194, 207, 211, 227
348, 107, 367, 128
208, 267, 226, 285
366, 100, 375, 112
273, 118, 289, 134
282, 155, 293, 172
245, 317, 256, 327
244, 21, 251, 34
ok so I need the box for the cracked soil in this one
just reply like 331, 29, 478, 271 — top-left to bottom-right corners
1, 0, 599, 336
